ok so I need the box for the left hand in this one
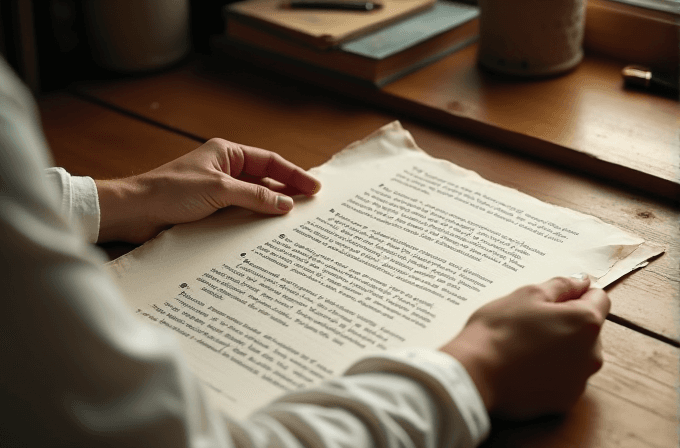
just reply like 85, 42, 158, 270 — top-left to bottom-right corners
95, 138, 321, 243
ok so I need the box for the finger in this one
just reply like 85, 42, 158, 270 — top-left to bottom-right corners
236, 176, 308, 198
264, 183, 307, 197
226, 178, 295, 214
239, 145, 321, 196
567, 287, 611, 323
261, 178, 320, 198
254, 177, 288, 194
538, 274, 591, 303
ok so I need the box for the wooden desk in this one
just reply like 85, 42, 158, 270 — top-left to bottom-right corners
38, 58, 679, 447
213, 43, 680, 202
68, 58, 680, 344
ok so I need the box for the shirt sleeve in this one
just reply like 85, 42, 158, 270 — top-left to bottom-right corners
0, 57, 489, 448
258, 349, 490, 448
44, 167, 100, 243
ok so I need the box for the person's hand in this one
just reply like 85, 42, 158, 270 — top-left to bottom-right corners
440, 275, 610, 420
95, 138, 321, 243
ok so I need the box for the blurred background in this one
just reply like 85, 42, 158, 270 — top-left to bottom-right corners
0, 0, 238, 93
1, 0, 676, 95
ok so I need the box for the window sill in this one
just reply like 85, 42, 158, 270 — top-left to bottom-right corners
585, 0, 679, 74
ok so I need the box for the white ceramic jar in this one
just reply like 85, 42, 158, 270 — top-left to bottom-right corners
477, 0, 586, 77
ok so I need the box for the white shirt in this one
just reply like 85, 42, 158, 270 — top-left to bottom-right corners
0, 57, 489, 447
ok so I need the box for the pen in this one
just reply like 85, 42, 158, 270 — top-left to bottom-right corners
622, 65, 679, 99
284, 0, 382, 11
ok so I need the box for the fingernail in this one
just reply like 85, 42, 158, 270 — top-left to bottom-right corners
276, 196, 294, 211
570, 272, 588, 281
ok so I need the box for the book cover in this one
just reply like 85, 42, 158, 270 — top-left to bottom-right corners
226, 0, 437, 49
222, 1, 479, 86
341, 1, 478, 59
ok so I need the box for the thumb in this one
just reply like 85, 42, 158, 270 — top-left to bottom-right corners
538, 273, 591, 303
225, 178, 295, 214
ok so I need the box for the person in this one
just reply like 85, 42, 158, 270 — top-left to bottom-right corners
0, 56, 610, 447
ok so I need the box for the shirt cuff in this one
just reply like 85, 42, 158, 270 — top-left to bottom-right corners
346, 349, 490, 447
44, 167, 101, 243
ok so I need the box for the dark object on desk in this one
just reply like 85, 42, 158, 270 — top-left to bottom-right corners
223, 0, 478, 87
81, 1, 190, 73
226, 0, 435, 49
622, 65, 679, 99
285, 0, 383, 11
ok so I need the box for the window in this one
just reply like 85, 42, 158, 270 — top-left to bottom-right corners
610, 0, 680, 14
585, 0, 679, 75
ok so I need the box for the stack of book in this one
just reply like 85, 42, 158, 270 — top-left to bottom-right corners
217, 0, 479, 87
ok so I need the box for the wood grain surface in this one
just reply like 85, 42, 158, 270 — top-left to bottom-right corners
206, 43, 680, 201
71, 61, 680, 343
38, 88, 679, 448
39, 93, 201, 178
384, 45, 680, 198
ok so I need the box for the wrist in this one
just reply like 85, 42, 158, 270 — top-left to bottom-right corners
95, 177, 153, 243
440, 326, 498, 414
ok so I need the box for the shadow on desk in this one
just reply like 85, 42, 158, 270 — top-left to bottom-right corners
482, 395, 600, 447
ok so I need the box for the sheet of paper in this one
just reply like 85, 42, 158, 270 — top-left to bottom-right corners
110, 121, 663, 418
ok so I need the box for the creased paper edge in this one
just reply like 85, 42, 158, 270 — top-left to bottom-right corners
592, 241, 666, 289
309, 121, 424, 175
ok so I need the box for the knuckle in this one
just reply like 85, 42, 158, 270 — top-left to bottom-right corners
217, 174, 231, 188
263, 151, 282, 171
215, 176, 234, 199
468, 307, 486, 323
568, 306, 603, 338
468, 300, 502, 326
206, 138, 235, 170
580, 306, 604, 327
519, 284, 547, 301
253, 185, 271, 205
591, 351, 604, 373
520, 284, 542, 296
467, 304, 488, 323
551, 276, 572, 291
265, 149, 281, 161
207, 137, 228, 148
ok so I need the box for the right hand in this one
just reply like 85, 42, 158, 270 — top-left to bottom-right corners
440, 275, 610, 420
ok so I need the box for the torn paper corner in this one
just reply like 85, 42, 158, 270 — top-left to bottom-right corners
592, 241, 666, 289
